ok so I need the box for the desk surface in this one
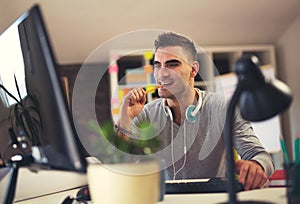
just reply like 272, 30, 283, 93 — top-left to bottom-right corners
12, 168, 87, 202
9, 165, 287, 204
15, 187, 287, 204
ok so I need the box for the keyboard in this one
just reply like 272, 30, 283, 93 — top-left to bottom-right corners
74, 178, 244, 202
165, 178, 244, 194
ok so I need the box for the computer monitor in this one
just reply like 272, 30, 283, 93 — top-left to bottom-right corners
0, 5, 87, 171
0, 4, 88, 202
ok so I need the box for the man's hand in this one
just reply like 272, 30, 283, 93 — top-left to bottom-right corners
118, 87, 147, 130
235, 160, 268, 190
121, 87, 147, 119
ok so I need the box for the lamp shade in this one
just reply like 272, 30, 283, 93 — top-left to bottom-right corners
234, 55, 293, 122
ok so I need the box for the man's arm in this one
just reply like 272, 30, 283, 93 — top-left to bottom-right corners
116, 87, 147, 138
233, 109, 274, 190
235, 159, 268, 190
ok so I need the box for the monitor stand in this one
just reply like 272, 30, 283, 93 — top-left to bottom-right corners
4, 162, 19, 204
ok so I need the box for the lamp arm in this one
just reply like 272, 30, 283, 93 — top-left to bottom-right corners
224, 82, 244, 204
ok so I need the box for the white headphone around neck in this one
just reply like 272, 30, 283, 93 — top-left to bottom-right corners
164, 88, 202, 179
164, 88, 202, 123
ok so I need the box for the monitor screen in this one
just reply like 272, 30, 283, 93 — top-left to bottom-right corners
0, 5, 87, 172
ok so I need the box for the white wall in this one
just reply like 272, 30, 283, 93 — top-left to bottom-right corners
276, 14, 300, 157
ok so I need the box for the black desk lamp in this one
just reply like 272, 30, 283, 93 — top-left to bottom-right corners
224, 55, 292, 204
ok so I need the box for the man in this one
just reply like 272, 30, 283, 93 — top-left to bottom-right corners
116, 32, 274, 190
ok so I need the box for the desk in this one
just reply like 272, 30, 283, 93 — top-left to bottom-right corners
15, 187, 287, 204
1, 167, 87, 203
8, 166, 287, 203
163, 188, 286, 203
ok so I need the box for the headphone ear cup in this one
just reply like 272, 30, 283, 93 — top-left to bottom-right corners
186, 105, 198, 122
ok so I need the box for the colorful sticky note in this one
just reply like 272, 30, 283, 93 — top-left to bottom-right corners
109, 64, 118, 73
144, 51, 153, 60
111, 108, 119, 115
144, 65, 153, 74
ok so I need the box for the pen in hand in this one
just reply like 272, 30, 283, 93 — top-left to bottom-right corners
145, 85, 162, 94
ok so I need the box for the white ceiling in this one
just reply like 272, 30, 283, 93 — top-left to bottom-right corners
1, 0, 300, 64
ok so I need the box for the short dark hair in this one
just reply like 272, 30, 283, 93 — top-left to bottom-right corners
154, 32, 197, 62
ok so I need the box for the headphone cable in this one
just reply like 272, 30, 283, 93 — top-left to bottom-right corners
171, 120, 187, 180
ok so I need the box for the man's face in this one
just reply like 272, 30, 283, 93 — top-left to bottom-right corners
153, 46, 193, 99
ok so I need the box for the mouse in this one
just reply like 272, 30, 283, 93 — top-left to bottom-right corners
76, 185, 91, 201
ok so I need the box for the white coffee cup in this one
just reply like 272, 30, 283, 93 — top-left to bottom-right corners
87, 160, 160, 204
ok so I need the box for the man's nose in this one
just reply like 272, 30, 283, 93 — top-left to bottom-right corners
158, 66, 170, 77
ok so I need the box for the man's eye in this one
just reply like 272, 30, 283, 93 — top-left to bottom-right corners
153, 64, 161, 69
166, 62, 180, 68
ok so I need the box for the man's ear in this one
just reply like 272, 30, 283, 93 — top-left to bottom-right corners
190, 61, 199, 78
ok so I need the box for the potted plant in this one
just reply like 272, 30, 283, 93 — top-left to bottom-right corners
85, 119, 163, 204
0, 75, 41, 149
87, 119, 161, 163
